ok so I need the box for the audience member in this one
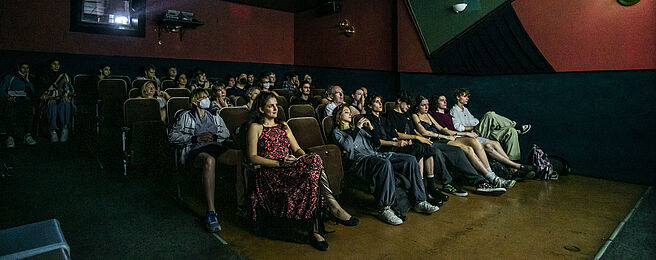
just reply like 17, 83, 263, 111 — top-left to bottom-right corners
360, 86, 368, 99
1, 63, 37, 148
138, 80, 170, 121
224, 75, 236, 89
266, 71, 277, 87
245, 71, 255, 88
350, 88, 366, 114
281, 71, 299, 93
450, 88, 530, 161
332, 104, 439, 226
289, 81, 314, 106
175, 73, 188, 89
210, 83, 233, 111
247, 92, 357, 251
41, 73, 73, 143
323, 85, 358, 117
244, 87, 260, 110
136, 64, 161, 87
164, 65, 177, 81
169, 88, 231, 233
431, 94, 535, 176
363, 94, 449, 203
190, 67, 210, 90
226, 75, 248, 99
303, 74, 316, 91
412, 96, 515, 189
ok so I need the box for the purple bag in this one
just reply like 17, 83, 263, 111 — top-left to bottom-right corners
526, 144, 558, 180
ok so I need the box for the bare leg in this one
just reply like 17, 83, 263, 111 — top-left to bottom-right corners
196, 153, 216, 212
424, 157, 434, 178
448, 142, 488, 175
484, 141, 521, 169
417, 158, 424, 178
320, 170, 352, 221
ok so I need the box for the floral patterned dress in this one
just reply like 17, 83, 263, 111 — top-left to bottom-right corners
252, 125, 323, 240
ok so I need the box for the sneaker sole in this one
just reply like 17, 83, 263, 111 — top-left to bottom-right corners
475, 188, 506, 196
413, 207, 439, 214
206, 225, 222, 232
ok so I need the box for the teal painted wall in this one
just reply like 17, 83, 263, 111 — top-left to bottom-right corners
406, 0, 507, 55
400, 70, 656, 185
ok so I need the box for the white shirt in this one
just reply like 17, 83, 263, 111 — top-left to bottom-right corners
324, 102, 337, 117
449, 105, 479, 132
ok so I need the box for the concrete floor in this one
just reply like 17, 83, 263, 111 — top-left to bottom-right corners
202, 175, 645, 259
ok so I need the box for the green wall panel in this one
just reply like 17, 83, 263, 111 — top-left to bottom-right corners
407, 0, 508, 55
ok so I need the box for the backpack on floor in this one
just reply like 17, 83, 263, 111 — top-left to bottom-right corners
548, 155, 571, 176
526, 144, 557, 180
391, 173, 411, 221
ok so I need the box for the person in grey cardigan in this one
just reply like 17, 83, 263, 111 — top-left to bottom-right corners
169, 88, 230, 233
331, 104, 439, 226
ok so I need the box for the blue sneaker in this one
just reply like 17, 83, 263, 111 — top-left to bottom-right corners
205, 211, 222, 233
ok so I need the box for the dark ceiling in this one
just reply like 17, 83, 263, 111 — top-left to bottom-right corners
223, 0, 332, 13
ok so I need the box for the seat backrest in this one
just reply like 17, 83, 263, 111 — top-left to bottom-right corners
352, 114, 365, 126
161, 80, 176, 90
312, 88, 325, 97
219, 106, 250, 138
288, 104, 316, 119
306, 144, 344, 196
132, 79, 149, 90
108, 75, 131, 87
287, 117, 325, 149
165, 88, 190, 98
315, 103, 328, 120
344, 95, 354, 106
235, 96, 248, 106
128, 88, 140, 98
276, 105, 287, 121
321, 116, 334, 144
384, 101, 396, 114
166, 97, 191, 125
98, 79, 128, 128
275, 95, 289, 111
74, 74, 91, 90
123, 98, 161, 127
272, 89, 291, 100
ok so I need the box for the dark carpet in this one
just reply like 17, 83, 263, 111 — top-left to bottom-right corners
600, 186, 656, 259
0, 135, 243, 259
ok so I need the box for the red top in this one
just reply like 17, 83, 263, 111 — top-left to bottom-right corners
432, 111, 457, 131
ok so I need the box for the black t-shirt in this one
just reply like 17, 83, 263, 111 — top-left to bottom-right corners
384, 110, 416, 136
363, 113, 397, 141
290, 95, 314, 106
226, 86, 248, 99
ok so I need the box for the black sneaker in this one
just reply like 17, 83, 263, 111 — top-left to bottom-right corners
443, 183, 468, 197
475, 182, 506, 196
429, 188, 449, 202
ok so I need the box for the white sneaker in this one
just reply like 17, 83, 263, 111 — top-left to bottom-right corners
24, 134, 37, 145
50, 131, 59, 143
493, 177, 516, 189
378, 207, 403, 225
413, 201, 439, 214
6, 136, 15, 148
60, 128, 69, 143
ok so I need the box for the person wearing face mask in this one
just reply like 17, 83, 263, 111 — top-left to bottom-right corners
226, 76, 248, 99
169, 88, 231, 233
1, 63, 37, 148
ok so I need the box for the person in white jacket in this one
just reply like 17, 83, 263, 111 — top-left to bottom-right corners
169, 88, 230, 233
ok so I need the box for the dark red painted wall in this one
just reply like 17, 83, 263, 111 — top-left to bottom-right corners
294, 0, 396, 71
0, 0, 294, 65
512, 0, 655, 72
396, 0, 431, 73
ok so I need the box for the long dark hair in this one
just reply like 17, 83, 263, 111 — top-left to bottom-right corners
414, 95, 429, 114
250, 92, 286, 129
332, 104, 352, 130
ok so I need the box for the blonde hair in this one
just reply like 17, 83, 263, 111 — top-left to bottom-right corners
190, 88, 209, 104
140, 80, 156, 97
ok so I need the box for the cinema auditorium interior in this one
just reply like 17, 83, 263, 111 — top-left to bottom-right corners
0, 0, 654, 259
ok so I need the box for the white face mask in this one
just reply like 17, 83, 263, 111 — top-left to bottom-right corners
262, 82, 272, 89
199, 98, 211, 109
